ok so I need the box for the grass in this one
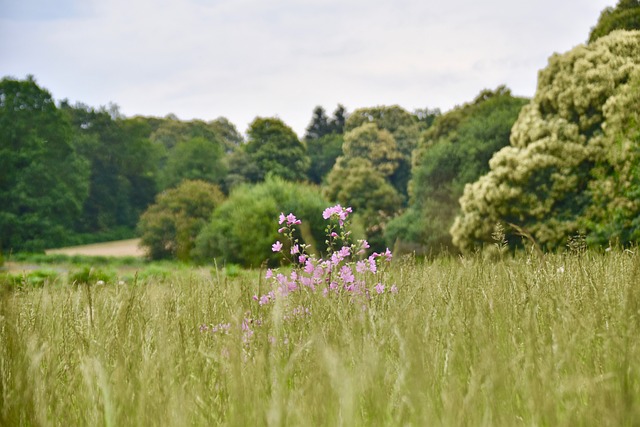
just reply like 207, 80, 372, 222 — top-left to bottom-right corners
1, 250, 639, 426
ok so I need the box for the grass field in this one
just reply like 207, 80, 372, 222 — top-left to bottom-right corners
1, 249, 639, 426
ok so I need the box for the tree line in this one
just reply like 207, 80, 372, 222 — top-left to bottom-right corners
1, 0, 639, 263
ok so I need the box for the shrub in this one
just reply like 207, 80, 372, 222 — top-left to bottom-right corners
138, 180, 225, 261
194, 177, 329, 267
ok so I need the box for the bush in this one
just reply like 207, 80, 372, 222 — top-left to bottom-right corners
194, 177, 330, 267
138, 180, 225, 261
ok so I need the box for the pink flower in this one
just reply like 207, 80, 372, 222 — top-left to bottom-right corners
390, 284, 398, 294
272, 241, 283, 252
338, 246, 351, 258
279, 213, 286, 224
383, 248, 393, 261
286, 213, 301, 225
299, 254, 307, 264
265, 269, 273, 279
375, 283, 385, 294
290, 244, 300, 255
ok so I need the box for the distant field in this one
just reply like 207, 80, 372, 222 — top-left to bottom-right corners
45, 238, 145, 257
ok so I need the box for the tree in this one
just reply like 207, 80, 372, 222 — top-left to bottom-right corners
344, 105, 421, 197
342, 123, 402, 177
451, 30, 640, 253
159, 137, 226, 190
138, 180, 225, 261
304, 106, 332, 141
244, 117, 310, 182
324, 157, 402, 250
306, 133, 344, 184
589, 0, 640, 42
62, 103, 159, 233
385, 87, 527, 254
0, 76, 89, 251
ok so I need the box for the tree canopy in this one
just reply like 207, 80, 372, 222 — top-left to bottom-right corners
0, 76, 89, 252
385, 87, 527, 253
589, 0, 640, 42
244, 117, 310, 182
451, 30, 640, 253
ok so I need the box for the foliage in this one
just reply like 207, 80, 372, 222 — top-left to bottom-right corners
589, 0, 640, 42
194, 178, 329, 267
324, 158, 403, 250
344, 105, 421, 197
138, 180, 225, 261
159, 137, 226, 190
0, 76, 90, 252
451, 31, 640, 253
304, 104, 348, 141
243, 117, 310, 182
387, 87, 527, 253
62, 102, 160, 233
305, 133, 344, 184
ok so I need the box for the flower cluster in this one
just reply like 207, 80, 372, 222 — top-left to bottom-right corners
201, 204, 397, 345
257, 204, 396, 303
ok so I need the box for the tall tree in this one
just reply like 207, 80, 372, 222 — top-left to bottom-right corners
385, 87, 527, 253
589, 0, 640, 42
0, 76, 89, 251
451, 30, 640, 253
159, 136, 226, 190
244, 117, 309, 182
62, 103, 158, 233
304, 106, 332, 141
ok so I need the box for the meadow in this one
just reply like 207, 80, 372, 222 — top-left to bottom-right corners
1, 247, 639, 426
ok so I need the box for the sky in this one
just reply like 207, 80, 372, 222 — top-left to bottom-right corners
0, 0, 614, 137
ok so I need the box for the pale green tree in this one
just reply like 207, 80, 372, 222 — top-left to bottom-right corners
451, 30, 640, 253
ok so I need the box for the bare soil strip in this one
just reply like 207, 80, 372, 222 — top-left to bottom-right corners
45, 238, 145, 257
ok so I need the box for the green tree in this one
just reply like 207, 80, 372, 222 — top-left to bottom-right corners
194, 177, 329, 267
62, 103, 158, 233
386, 87, 527, 254
0, 76, 89, 251
344, 105, 421, 197
324, 157, 402, 250
138, 180, 225, 261
342, 123, 402, 177
451, 31, 640, 253
589, 0, 640, 42
304, 106, 332, 141
306, 133, 344, 184
244, 117, 310, 182
159, 137, 226, 190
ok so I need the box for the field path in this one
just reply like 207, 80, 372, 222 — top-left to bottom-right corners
45, 238, 145, 257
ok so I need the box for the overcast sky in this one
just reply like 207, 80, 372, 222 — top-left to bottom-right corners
1, 0, 613, 137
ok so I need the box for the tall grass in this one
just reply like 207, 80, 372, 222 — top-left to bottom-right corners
1, 250, 639, 426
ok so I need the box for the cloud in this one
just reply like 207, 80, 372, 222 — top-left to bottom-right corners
0, 0, 614, 136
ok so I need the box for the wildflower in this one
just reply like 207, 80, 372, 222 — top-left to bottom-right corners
279, 213, 286, 224
299, 254, 307, 264
272, 241, 283, 252
265, 269, 273, 279
286, 213, 301, 225
375, 283, 385, 294
390, 284, 398, 294
291, 244, 300, 255
338, 246, 351, 258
